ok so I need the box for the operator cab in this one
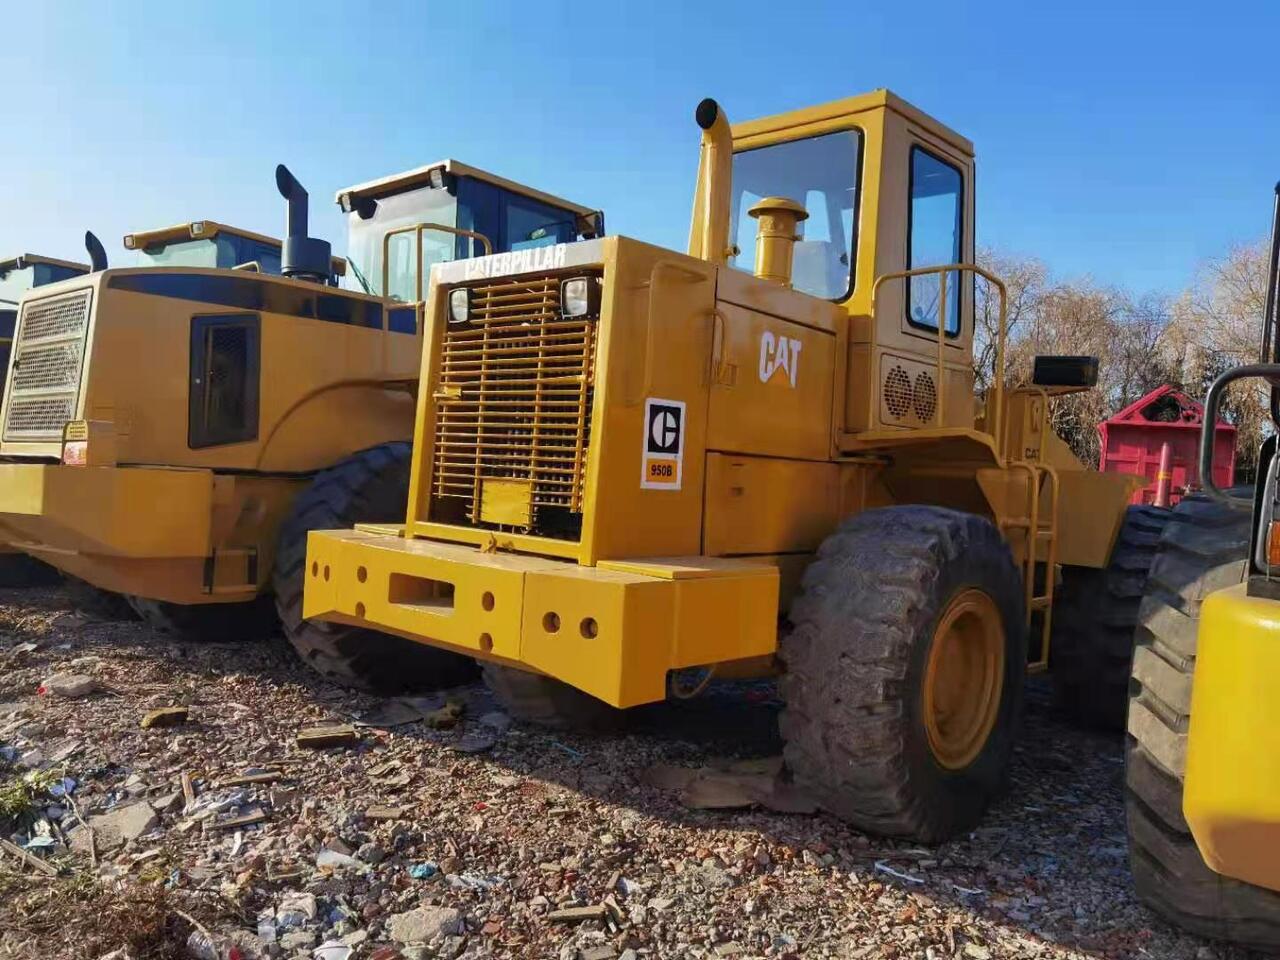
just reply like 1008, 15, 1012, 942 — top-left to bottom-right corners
0, 253, 90, 373
337, 160, 604, 303
123, 221, 346, 285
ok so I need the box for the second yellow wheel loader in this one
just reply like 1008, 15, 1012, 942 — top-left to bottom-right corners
0, 161, 603, 691
0, 251, 89, 587
1123, 184, 1280, 950
300, 90, 1146, 841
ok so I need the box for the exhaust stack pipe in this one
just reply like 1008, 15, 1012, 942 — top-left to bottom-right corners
84, 231, 108, 272
275, 164, 332, 283
687, 98, 733, 265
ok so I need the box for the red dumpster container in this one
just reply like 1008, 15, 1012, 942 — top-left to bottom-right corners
1097, 385, 1236, 507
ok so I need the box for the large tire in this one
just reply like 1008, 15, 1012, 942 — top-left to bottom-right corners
1126, 492, 1280, 948
64, 577, 138, 621
1051, 504, 1171, 730
481, 663, 621, 731
780, 506, 1027, 843
273, 442, 478, 693
129, 594, 278, 643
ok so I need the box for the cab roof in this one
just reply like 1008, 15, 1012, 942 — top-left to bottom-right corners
122, 220, 346, 276
0, 253, 90, 274
731, 88, 974, 156
336, 160, 597, 216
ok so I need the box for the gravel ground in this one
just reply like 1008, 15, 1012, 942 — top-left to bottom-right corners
0, 583, 1261, 960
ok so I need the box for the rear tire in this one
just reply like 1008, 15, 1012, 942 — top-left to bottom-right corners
64, 577, 137, 621
481, 663, 621, 731
1050, 504, 1171, 730
128, 594, 278, 643
779, 506, 1026, 843
1126, 492, 1280, 948
273, 442, 478, 693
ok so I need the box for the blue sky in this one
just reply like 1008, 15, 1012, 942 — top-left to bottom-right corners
4, 1, 1278, 295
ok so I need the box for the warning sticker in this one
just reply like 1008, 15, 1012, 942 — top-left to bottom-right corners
641, 398, 685, 490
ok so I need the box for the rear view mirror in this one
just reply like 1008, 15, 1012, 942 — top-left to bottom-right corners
1032, 355, 1099, 388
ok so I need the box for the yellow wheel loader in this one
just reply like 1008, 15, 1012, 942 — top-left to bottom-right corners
0, 162, 603, 692
0, 252, 89, 587
1125, 185, 1280, 949
301, 90, 1144, 841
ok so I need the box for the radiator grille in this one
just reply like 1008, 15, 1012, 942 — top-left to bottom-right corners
12, 342, 83, 392
430, 273, 598, 539
4, 289, 92, 441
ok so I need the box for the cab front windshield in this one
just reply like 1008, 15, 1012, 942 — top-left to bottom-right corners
728, 130, 862, 300
344, 175, 582, 302
0, 265, 36, 308
135, 235, 284, 274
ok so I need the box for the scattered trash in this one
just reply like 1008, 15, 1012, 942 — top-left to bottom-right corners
316, 847, 367, 872
38, 672, 98, 699
366, 804, 405, 821
49, 776, 77, 797
355, 698, 425, 728
548, 904, 608, 923
423, 699, 465, 730
874, 860, 925, 884
276, 891, 318, 929
447, 871, 502, 890
296, 724, 359, 748
644, 758, 817, 814
140, 705, 189, 729
549, 739, 585, 760
408, 861, 438, 879
313, 943, 353, 960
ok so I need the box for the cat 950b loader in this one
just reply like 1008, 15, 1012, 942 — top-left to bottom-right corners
300, 89, 1146, 842
0, 161, 602, 691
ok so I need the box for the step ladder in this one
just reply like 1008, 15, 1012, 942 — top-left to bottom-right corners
998, 460, 1060, 674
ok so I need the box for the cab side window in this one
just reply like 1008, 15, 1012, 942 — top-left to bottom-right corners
907, 147, 964, 336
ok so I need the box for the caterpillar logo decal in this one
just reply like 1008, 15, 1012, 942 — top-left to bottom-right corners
641, 398, 685, 490
759, 330, 802, 388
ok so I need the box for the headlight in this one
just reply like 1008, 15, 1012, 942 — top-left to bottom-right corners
561, 277, 599, 318
448, 287, 471, 324
190, 221, 206, 237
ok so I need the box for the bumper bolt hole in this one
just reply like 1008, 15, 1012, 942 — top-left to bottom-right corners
323, 565, 330, 582
311, 561, 318, 577
481, 591, 495, 612
355, 601, 366, 618
543, 612, 561, 633
479, 632, 493, 652
357, 566, 368, 583
580, 617, 598, 639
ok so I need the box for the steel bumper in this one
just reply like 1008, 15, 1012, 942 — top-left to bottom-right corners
0, 463, 214, 559
304, 526, 780, 708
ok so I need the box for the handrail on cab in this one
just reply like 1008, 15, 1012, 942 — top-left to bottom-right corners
380, 223, 494, 304
1200, 364, 1280, 509
871, 263, 1008, 447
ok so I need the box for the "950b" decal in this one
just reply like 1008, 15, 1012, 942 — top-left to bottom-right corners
641, 398, 685, 490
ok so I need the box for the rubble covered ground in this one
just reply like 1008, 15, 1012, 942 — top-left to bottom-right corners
0, 584, 1259, 960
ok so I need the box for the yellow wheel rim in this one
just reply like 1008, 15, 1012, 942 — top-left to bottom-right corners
922, 588, 1005, 770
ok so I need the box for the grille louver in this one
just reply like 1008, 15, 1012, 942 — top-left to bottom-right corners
4, 289, 91, 441
429, 273, 598, 540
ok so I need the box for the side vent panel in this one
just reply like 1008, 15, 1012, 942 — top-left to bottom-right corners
878, 354, 943, 428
